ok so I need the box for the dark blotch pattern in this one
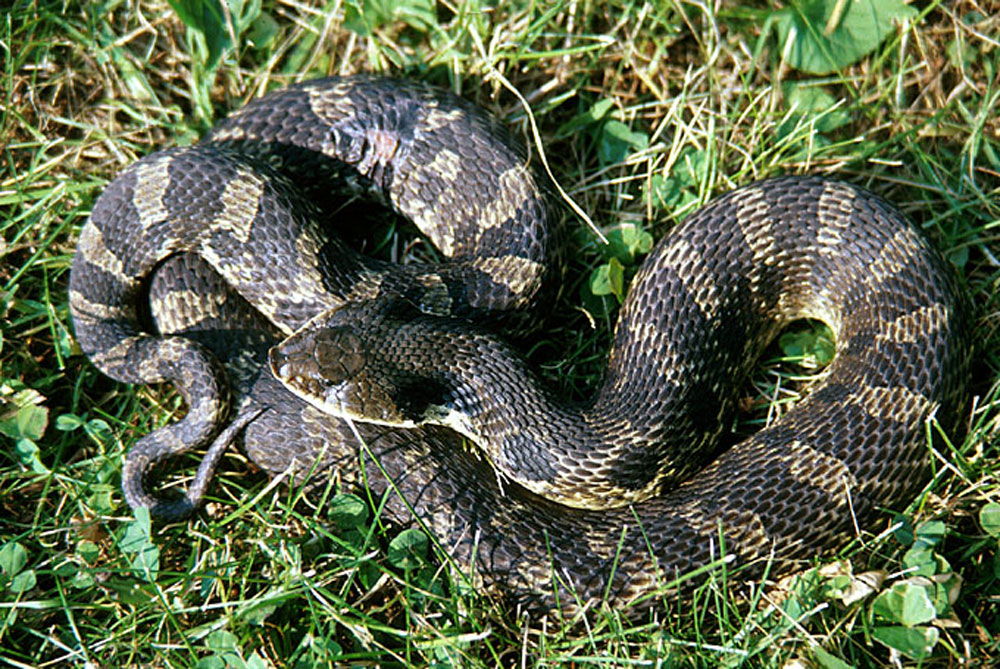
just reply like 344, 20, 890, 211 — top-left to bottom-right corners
69, 76, 974, 621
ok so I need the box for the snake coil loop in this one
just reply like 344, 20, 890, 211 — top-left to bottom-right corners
70, 76, 972, 617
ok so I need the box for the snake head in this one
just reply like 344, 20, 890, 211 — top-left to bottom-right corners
268, 303, 427, 428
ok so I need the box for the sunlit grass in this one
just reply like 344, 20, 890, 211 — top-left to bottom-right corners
1, 0, 997, 665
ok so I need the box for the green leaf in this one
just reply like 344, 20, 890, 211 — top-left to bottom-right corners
15, 438, 49, 474
77, 540, 101, 564
811, 646, 853, 669
246, 11, 278, 48
770, 0, 917, 75
898, 583, 938, 626
778, 83, 851, 138
344, 0, 437, 36
980, 503, 1000, 537
388, 528, 428, 570
673, 147, 708, 187
168, 0, 231, 70
121, 507, 160, 580
646, 173, 682, 210
645, 148, 708, 213
893, 514, 915, 546
206, 629, 239, 652
327, 493, 368, 529
914, 520, 947, 548
1, 401, 49, 441
589, 258, 626, 301
0, 542, 28, 577
871, 625, 940, 661
84, 417, 114, 444
70, 570, 95, 589
778, 323, 835, 367
9, 570, 36, 594
598, 120, 648, 165
578, 282, 618, 322
245, 652, 270, 669
120, 508, 152, 553
923, 574, 961, 616
872, 582, 937, 627
0, 541, 36, 594
129, 544, 160, 580
242, 599, 279, 626
902, 546, 940, 577
87, 487, 116, 515
56, 413, 85, 431
604, 224, 653, 264
557, 98, 615, 137
292, 635, 343, 669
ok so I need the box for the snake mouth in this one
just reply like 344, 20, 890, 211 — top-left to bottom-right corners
269, 337, 422, 430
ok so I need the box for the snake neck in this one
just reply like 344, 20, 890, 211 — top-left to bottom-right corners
270, 299, 750, 509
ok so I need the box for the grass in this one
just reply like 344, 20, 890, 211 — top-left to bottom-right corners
1, 0, 998, 666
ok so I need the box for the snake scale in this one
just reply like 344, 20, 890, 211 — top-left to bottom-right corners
69, 76, 972, 618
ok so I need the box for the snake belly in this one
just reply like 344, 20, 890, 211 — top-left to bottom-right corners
69, 75, 972, 618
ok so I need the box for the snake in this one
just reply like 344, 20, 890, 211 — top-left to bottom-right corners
69, 75, 973, 619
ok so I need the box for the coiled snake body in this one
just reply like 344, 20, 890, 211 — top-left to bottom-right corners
70, 76, 972, 617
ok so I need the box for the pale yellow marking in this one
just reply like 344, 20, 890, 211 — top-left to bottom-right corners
421, 107, 466, 132
722, 509, 776, 558
818, 180, 856, 214
584, 527, 619, 561
93, 337, 140, 371
809, 184, 855, 332
417, 273, 445, 290
478, 165, 534, 231
212, 167, 265, 243
471, 255, 544, 297
132, 157, 172, 231
396, 150, 466, 255
863, 228, 910, 287
815, 225, 842, 249
152, 288, 226, 329
514, 554, 554, 596
343, 273, 383, 302
852, 385, 934, 421
77, 225, 139, 289
422, 148, 462, 183
734, 185, 775, 264
400, 196, 451, 254
208, 125, 246, 142
665, 237, 721, 319
68, 289, 130, 321
815, 181, 854, 253
196, 228, 334, 333
734, 184, 821, 319
307, 81, 356, 124
611, 318, 689, 388
877, 302, 947, 345
413, 274, 452, 315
